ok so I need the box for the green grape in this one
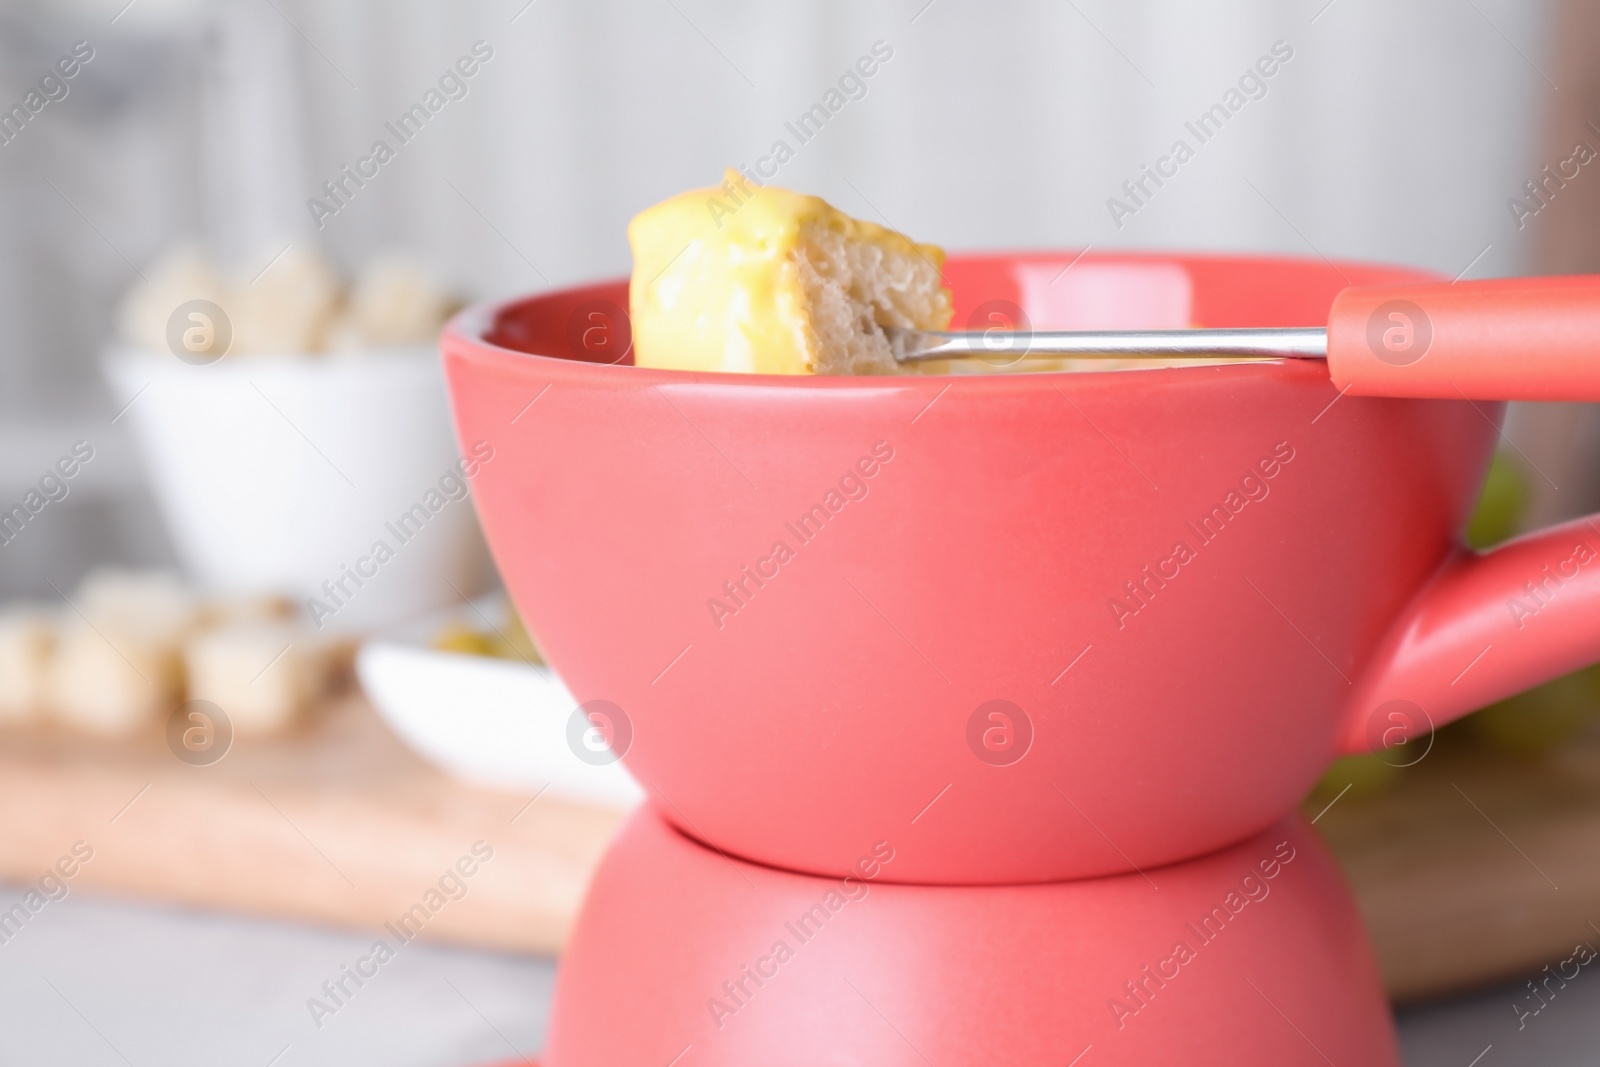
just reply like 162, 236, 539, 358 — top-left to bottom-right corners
1305, 752, 1402, 807
1457, 451, 1599, 755
1463, 664, 1600, 756
1466, 450, 1530, 550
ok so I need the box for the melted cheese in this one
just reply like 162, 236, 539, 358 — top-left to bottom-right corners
629, 170, 950, 374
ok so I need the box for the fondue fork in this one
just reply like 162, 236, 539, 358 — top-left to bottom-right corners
886, 326, 1325, 362
885, 273, 1600, 402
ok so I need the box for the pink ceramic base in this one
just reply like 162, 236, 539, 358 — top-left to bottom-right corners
545, 809, 1398, 1066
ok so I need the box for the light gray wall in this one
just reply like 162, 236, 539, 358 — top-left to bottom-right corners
0, 0, 1566, 595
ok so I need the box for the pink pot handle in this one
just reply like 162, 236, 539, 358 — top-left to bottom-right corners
1339, 514, 1600, 754
1327, 274, 1600, 401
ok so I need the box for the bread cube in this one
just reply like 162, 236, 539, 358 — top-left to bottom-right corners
114, 244, 228, 352
76, 569, 200, 646
230, 245, 343, 355
327, 255, 458, 350
0, 607, 56, 723
46, 570, 197, 736
47, 619, 182, 735
629, 170, 952, 375
183, 621, 339, 736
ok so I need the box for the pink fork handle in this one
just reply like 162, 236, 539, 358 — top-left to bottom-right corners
1327, 274, 1600, 401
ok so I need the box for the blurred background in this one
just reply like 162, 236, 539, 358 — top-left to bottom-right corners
3, 0, 1600, 1063
6, 0, 1600, 596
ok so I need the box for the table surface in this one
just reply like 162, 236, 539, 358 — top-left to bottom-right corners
0, 887, 553, 1066
0, 886, 1593, 1066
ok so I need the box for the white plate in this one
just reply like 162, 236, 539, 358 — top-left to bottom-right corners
356, 600, 644, 810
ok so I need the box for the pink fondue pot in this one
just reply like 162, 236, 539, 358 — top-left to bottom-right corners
543, 808, 1396, 1066
442, 252, 1600, 884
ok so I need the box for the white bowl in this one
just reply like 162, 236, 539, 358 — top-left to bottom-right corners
356, 602, 645, 810
103, 346, 492, 631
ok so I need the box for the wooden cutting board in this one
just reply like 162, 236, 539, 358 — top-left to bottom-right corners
1308, 726, 1600, 1003
0, 696, 624, 955
0, 695, 1594, 1002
